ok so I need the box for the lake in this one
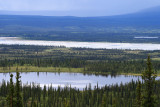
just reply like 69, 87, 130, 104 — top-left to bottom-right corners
0, 72, 141, 90
134, 36, 158, 39
0, 37, 160, 50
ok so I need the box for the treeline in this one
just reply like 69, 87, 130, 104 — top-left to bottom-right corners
0, 56, 157, 107
0, 76, 159, 107
1, 58, 160, 74
0, 44, 159, 61
3, 30, 160, 43
0, 58, 85, 68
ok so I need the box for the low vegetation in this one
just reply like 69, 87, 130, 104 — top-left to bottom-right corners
0, 56, 158, 107
0, 45, 160, 75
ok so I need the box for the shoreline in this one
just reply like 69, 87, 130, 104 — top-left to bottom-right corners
0, 37, 160, 50
0, 66, 159, 76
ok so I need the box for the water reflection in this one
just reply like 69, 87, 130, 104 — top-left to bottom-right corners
0, 72, 143, 90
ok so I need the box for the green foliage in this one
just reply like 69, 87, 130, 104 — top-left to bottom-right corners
142, 56, 157, 107
1, 45, 160, 75
1, 70, 160, 107
1, 45, 160, 106
15, 72, 23, 107
1, 79, 160, 107
6, 74, 15, 107
136, 80, 142, 107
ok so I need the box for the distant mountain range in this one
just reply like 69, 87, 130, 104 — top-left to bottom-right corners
0, 6, 160, 32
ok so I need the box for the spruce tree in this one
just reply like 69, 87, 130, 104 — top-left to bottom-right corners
7, 74, 15, 107
136, 79, 142, 107
15, 72, 23, 107
142, 56, 157, 107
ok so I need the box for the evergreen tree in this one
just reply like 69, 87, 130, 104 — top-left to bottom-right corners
142, 56, 157, 107
15, 72, 23, 107
7, 74, 15, 107
136, 79, 142, 107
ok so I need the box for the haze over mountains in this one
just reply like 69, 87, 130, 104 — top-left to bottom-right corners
0, 6, 160, 33
0, 10, 112, 17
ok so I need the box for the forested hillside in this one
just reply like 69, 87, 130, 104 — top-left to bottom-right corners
1, 6, 160, 43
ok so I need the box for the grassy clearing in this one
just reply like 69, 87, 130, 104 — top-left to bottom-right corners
0, 66, 109, 75
1, 66, 160, 76
0, 66, 84, 73
152, 58, 160, 61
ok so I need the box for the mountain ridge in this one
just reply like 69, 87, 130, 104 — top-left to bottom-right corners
0, 6, 160, 32
1, 5, 160, 17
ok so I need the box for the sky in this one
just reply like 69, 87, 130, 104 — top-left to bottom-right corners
0, 0, 160, 16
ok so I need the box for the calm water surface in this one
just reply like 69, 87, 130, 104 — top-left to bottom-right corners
0, 72, 142, 90
134, 36, 158, 39
0, 37, 160, 50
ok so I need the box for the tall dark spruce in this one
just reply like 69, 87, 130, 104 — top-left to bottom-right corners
15, 72, 23, 107
142, 56, 157, 107
136, 79, 142, 107
7, 74, 15, 107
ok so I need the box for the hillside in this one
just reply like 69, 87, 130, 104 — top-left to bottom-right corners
0, 6, 160, 32
0, 6, 160, 43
